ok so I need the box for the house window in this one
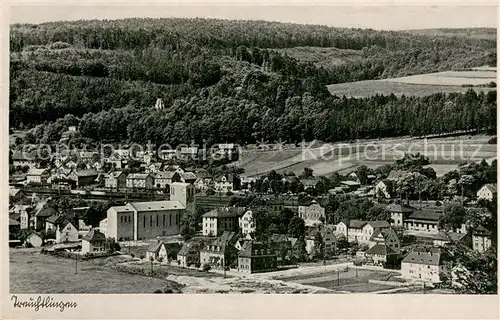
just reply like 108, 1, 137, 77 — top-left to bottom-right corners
157, 214, 159, 227
143, 215, 146, 228
170, 214, 172, 226
150, 215, 152, 227
163, 215, 166, 226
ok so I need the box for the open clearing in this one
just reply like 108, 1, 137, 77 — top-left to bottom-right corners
10, 249, 333, 294
10, 249, 181, 293
327, 70, 496, 98
275, 267, 402, 293
235, 135, 496, 177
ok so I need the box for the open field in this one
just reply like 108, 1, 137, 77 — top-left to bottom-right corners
10, 249, 182, 293
275, 267, 402, 293
10, 248, 334, 294
327, 70, 496, 98
235, 135, 496, 177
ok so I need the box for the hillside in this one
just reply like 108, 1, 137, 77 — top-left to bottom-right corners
9, 18, 497, 147
404, 28, 497, 40
234, 135, 497, 178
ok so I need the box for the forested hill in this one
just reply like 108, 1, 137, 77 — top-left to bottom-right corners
9, 18, 497, 146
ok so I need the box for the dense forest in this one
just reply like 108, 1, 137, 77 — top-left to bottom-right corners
9, 18, 497, 146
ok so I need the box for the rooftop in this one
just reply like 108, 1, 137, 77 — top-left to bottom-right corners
402, 249, 442, 266
129, 200, 185, 211
203, 207, 246, 218
127, 173, 151, 179
27, 168, 48, 176
387, 203, 417, 213
365, 243, 397, 256
82, 229, 106, 242
408, 210, 443, 222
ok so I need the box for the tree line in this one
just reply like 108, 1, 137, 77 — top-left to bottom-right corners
9, 18, 497, 146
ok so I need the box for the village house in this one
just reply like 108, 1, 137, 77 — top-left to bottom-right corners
335, 220, 391, 244
476, 183, 497, 201
368, 228, 401, 253
10, 204, 31, 230
68, 169, 98, 188
404, 210, 442, 234
78, 151, 98, 161
177, 241, 201, 268
202, 207, 246, 236
145, 240, 169, 262
12, 151, 36, 168
305, 225, 337, 257
106, 154, 124, 169
238, 209, 255, 238
472, 226, 492, 253
238, 241, 278, 274
268, 234, 292, 263
56, 220, 79, 243
153, 171, 181, 190
340, 180, 361, 192
126, 173, 154, 190
214, 174, 241, 193
146, 162, 163, 174
180, 172, 197, 184
299, 178, 319, 190
25, 232, 43, 247
104, 171, 128, 190
298, 200, 326, 225
351, 186, 375, 198
159, 149, 178, 160
375, 180, 394, 199
194, 176, 214, 191
81, 229, 107, 254
364, 228, 401, 265
401, 247, 444, 283
200, 231, 239, 270
30, 201, 57, 231
214, 143, 236, 156
179, 147, 199, 160
364, 243, 399, 265
45, 214, 65, 233
9, 188, 26, 202
387, 203, 417, 227
26, 168, 50, 185
432, 231, 468, 247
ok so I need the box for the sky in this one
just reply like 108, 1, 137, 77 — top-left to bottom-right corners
7, 1, 498, 31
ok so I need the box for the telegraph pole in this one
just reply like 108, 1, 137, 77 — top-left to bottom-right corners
75, 254, 78, 274
223, 257, 226, 279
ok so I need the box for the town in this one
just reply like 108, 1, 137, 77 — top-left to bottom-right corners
7, 11, 497, 296
9, 133, 497, 294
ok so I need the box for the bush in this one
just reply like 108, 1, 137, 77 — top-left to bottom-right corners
202, 263, 211, 272
139, 254, 145, 260
487, 137, 497, 144
48, 42, 72, 49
